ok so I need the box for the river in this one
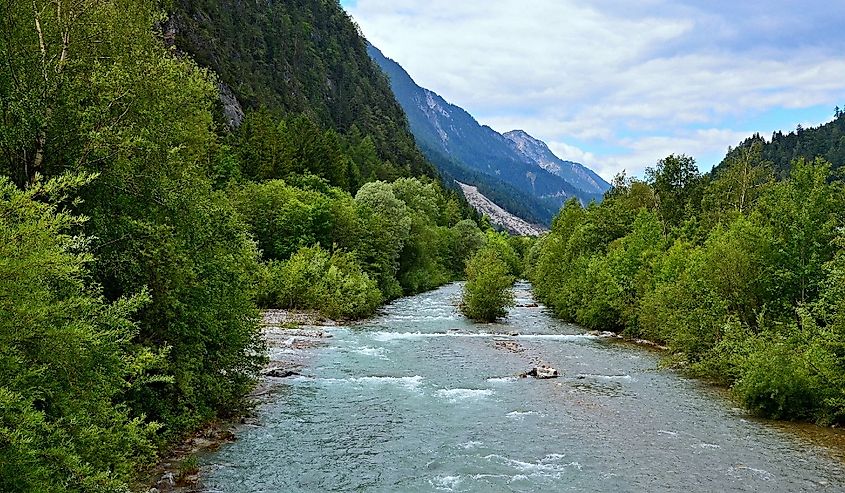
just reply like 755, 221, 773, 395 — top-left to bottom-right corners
201, 282, 845, 492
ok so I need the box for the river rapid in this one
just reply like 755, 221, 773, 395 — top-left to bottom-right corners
201, 282, 845, 492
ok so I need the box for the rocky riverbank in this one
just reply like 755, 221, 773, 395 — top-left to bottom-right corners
140, 310, 335, 492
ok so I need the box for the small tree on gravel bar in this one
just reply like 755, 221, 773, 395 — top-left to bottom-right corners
461, 247, 516, 322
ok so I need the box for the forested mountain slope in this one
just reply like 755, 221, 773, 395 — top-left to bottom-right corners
170, 0, 432, 177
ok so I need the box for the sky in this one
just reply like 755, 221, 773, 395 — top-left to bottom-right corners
341, 0, 845, 180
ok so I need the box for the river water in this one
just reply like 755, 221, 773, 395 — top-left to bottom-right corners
202, 283, 845, 492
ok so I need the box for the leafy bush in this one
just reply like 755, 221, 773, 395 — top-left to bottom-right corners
0, 175, 160, 492
461, 247, 516, 322
733, 332, 825, 421
261, 246, 383, 320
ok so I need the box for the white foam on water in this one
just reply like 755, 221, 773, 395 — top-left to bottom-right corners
383, 314, 456, 323
349, 346, 389, 360
460, 440, 483, 449
368, 331, 595, 342
657, 430, 678, 436
482, 454, 582, 477
430, 475, 462, 491
543, 453, 568, 462
436, 388, 495, 403
487, 376, 517, 384
320, 375, 423, 392
469, 473, 541, 484
369, 331, 493, 341
506, 410, 538, 419
517, 334, 598, 341
695, 443, 721, 449
730, 465, 773, 481
576, 373, 633, 381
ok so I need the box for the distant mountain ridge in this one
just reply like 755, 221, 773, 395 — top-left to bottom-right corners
367, 44, 609, 226
503, 130, 610, 195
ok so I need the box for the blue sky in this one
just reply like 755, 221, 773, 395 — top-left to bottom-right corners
341, 1, 845, 179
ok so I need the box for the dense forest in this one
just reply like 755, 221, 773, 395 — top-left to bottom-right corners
169, 0, 431, 176
716, 111, 845, 177
529, 140, 845, 424
0, 0, 490, 490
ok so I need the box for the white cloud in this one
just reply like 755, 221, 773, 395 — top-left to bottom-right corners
346, 0, 845, 178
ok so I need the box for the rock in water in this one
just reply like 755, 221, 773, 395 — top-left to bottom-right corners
262, 366, 302, 378
535, 367, 559, 379
520, 366, 560, 379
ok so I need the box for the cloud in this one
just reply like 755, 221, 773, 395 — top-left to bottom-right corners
345, 0, 845, 179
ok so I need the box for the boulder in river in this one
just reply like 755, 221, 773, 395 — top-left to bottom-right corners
262, 365, 302, 378
520, 365, 560, 379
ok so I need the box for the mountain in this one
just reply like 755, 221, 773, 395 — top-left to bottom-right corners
367, 44, 609, 225
503, 130, 610, 195
168, 0, 433, 177
715, 111, 845, 177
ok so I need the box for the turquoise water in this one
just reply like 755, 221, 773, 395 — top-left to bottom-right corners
202, 283, 845, 492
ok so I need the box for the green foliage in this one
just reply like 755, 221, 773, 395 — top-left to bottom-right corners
231, 112, 370, 190
231, 179, 335, 261
530, 151, 845, 424
645, 154, 704, 230
714, 109, 845, 179
0, 175, 159, 492
261, 246, 382, 320
0, 0, 482, 489
2, 0, 262, 486
461, 246, 516, 322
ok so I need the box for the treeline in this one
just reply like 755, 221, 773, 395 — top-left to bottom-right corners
0, 1, 482, 491
716, 109, 845, 178
529, 147, 845, 424
235, 171, 485, 317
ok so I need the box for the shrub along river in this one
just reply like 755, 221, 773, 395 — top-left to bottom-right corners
201, 283, 845, 492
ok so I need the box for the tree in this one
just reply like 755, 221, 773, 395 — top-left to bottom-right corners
645, 154, 703, 230
461, 247, 515, 322
757, 158, 843, 307
708, 141, 774, 216
354, 181, 411, 298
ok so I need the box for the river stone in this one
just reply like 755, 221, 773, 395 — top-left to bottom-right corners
521, 366, 560, 379
262, 366, 301, 378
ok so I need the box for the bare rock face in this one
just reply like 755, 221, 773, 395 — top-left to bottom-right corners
161, 16, 178, 49
457, 181, 547, 237
158, 14, 244, 130
218, 81, 245, 129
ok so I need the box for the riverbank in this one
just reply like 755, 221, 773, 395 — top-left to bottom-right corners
139, 310, 336, 492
